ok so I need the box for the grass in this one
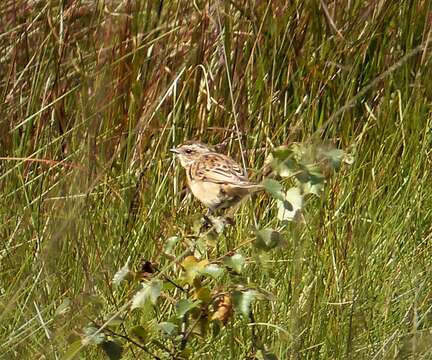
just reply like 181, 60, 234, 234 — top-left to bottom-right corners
1, 0, 432, 359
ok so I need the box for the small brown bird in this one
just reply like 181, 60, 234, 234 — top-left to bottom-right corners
170, 141, 262, 214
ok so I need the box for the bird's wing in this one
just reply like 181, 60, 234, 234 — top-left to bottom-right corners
192, 153, 251, 185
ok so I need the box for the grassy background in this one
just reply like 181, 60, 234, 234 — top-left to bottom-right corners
1, 0, 432, 358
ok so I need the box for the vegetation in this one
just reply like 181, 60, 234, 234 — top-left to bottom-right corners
1, 0, 431, 359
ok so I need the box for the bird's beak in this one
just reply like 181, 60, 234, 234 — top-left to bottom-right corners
170, 148, 180, 154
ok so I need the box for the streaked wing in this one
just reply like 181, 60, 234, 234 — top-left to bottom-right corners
192, 153, 250, 185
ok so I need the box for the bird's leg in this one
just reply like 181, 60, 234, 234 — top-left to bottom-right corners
200, 209, 226, 236
199, 209, 214, 233
203, 209, 213, 227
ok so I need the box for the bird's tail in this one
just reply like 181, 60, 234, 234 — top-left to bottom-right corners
231, 182, 264, 193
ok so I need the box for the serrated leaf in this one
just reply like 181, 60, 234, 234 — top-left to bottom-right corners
101, 340, 123, 360
82, 326, 105, 345
277, 187, 302, 221
255, 229, 282, 251
164, 236, 179, 254
233, 290, 257, 318
131, 280, 162, 309
201, 264, 224, 279
262, 179, 285, 201
157, 322, 178, 336
112, 257, 132, 287
176, 298, 200, 318
223, 253, 245, 274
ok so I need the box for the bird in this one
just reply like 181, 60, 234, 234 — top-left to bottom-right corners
170, 141, 262, 215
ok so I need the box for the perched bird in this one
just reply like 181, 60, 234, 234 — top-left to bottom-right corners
170, 141, 262, 214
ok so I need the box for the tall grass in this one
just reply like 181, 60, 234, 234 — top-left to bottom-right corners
1, 0, 431, 358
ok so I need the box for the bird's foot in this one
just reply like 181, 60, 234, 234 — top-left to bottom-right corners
200, 214, 233, 234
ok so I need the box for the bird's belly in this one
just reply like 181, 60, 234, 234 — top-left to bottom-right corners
188, 180, 222, 210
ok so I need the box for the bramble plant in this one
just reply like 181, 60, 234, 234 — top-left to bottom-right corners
72, 143, 350, 359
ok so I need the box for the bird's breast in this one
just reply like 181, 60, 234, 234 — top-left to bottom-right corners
188, 179, 222, 210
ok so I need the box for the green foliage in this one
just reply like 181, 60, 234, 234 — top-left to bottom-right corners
1, 0, 432, 359
156, 322, 177, 336
262, 179, 285, 201
131, 280, 163, 309
255, 229, 283, 251
223, 253, 246, 274
232, 290, 257, 319
101, 340, 123, 360
276, 187, 303, 222
83, 326, 106, 346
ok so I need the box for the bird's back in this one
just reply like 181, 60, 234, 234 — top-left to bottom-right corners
189, 152, 251, 186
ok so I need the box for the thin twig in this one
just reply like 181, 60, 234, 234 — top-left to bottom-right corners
92, 321, 164, 360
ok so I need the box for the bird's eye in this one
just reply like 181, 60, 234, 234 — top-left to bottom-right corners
185, 149, 193, 154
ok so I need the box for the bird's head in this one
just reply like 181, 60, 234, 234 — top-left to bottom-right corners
170, 141, 213, 167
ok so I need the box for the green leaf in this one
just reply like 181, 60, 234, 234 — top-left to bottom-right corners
176, 298, 200, 318
157, 322, 178, 336
278, 159, 297, 177
131, 286, 148, 309
194, 286, 212, 303
233, 290, 257, 318
255, 229, 283, 251
262, 179, 285, 201
271, 144, 303, 177
129, 325, 147, 343
104, 315, 124, 328
54, 298, 70, 317
101, 340, 123, 360
149, 280, 163, 304
272, 146, 292, 161
277, 187, 303, 221
164, 236, 180, 254
307, 166, 326, 184
296, 164, 325, 184
201, 264, 224, 279
223, 253, 245, 274
131, 280, 162, 309
82, 326, 105, 345
321, 148, 346, 170
181, 256, 209, 285
301, 181, 324, 196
